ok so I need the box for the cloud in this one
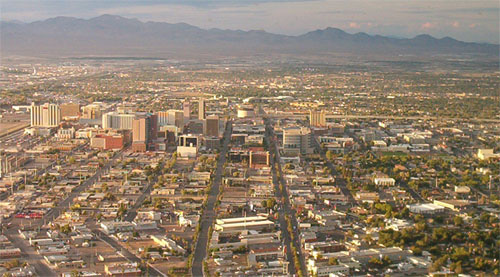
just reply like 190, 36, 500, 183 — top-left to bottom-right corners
349, 22, 361, 28
451, 21, 460, 28
420, 22, 435, 29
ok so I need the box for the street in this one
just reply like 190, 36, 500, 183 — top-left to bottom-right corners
265, 117, 308, 276
191, 121, 232, 277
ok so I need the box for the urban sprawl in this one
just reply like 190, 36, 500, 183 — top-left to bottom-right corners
0, 62, 499, 277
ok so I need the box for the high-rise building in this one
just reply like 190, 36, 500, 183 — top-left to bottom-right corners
102, 112, 135, 130
132, 117, 149, 152
158, 110, 184, 129
149, 114, 158, 142
183, 100, 191, 121
60, 103, 80, 118
30, 103, 61, 127
132, 113, 158, 152
198, 98, 206, 120
283, 127, 314, 156
310, 110, 326, 127
157, 111, 169, 127
204, 115, 219, 137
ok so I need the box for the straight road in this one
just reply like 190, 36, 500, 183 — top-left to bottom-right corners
398, 181, 425, 202
265, 120, 296, 275
3, 149, 124, 276
92, 228, 165, 276
4, 233, 55, 276
124, 177, 156, 222
312, 136, 356, 204
0, 143, 87, 201
191, 121, 232, 277
40, 149, 124, 225
265, 118, 308, 276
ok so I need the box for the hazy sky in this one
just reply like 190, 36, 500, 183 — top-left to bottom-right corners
1, 0, 499, 43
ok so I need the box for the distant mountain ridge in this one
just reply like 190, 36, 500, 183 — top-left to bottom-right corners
1, 14, 498, 59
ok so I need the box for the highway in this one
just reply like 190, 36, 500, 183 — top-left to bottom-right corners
265, 118, 308, 276
191, 121, 232, 277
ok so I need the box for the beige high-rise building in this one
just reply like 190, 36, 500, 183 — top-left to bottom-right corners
283, 127, 314, 156
309, 110, 326, 127
183, 100, 191, 121
198, 98, 206, 120
30, 103, 61, 127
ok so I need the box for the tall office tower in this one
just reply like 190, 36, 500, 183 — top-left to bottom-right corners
157, 111, 169, 127
149, 114, 158, 142
30, 103, 61, 127
183, 100, 191, 121
204, 115, 219, 137
60, 103, 80, 118
132, 113, 158, 152
283, 127, 314, 156
102, 112, 136, 130
132, 117, 149, 152
158, 110, 184, 129
198, 98, 206, 120
168, 110, 184, 129
309, 110, 326, 127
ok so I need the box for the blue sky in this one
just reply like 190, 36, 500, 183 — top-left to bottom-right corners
1, 0, 498, 43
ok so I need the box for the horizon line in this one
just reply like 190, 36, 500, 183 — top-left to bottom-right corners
2, 14, 497, 45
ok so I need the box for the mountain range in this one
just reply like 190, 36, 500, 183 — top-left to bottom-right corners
1, 15, 498, 59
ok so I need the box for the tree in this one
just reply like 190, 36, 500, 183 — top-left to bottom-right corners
368, 257, 384, 268
328, 257, 339, 265
60, 224, 72, 234
326, 151, 334, 161
266, 198, 277, 209
450, 261, 463, 274
453, 216, 464, 226
117, 204, 128, 219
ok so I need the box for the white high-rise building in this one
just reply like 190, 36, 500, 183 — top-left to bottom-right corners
102, 112, 136, 130
30, 103, 61, 127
